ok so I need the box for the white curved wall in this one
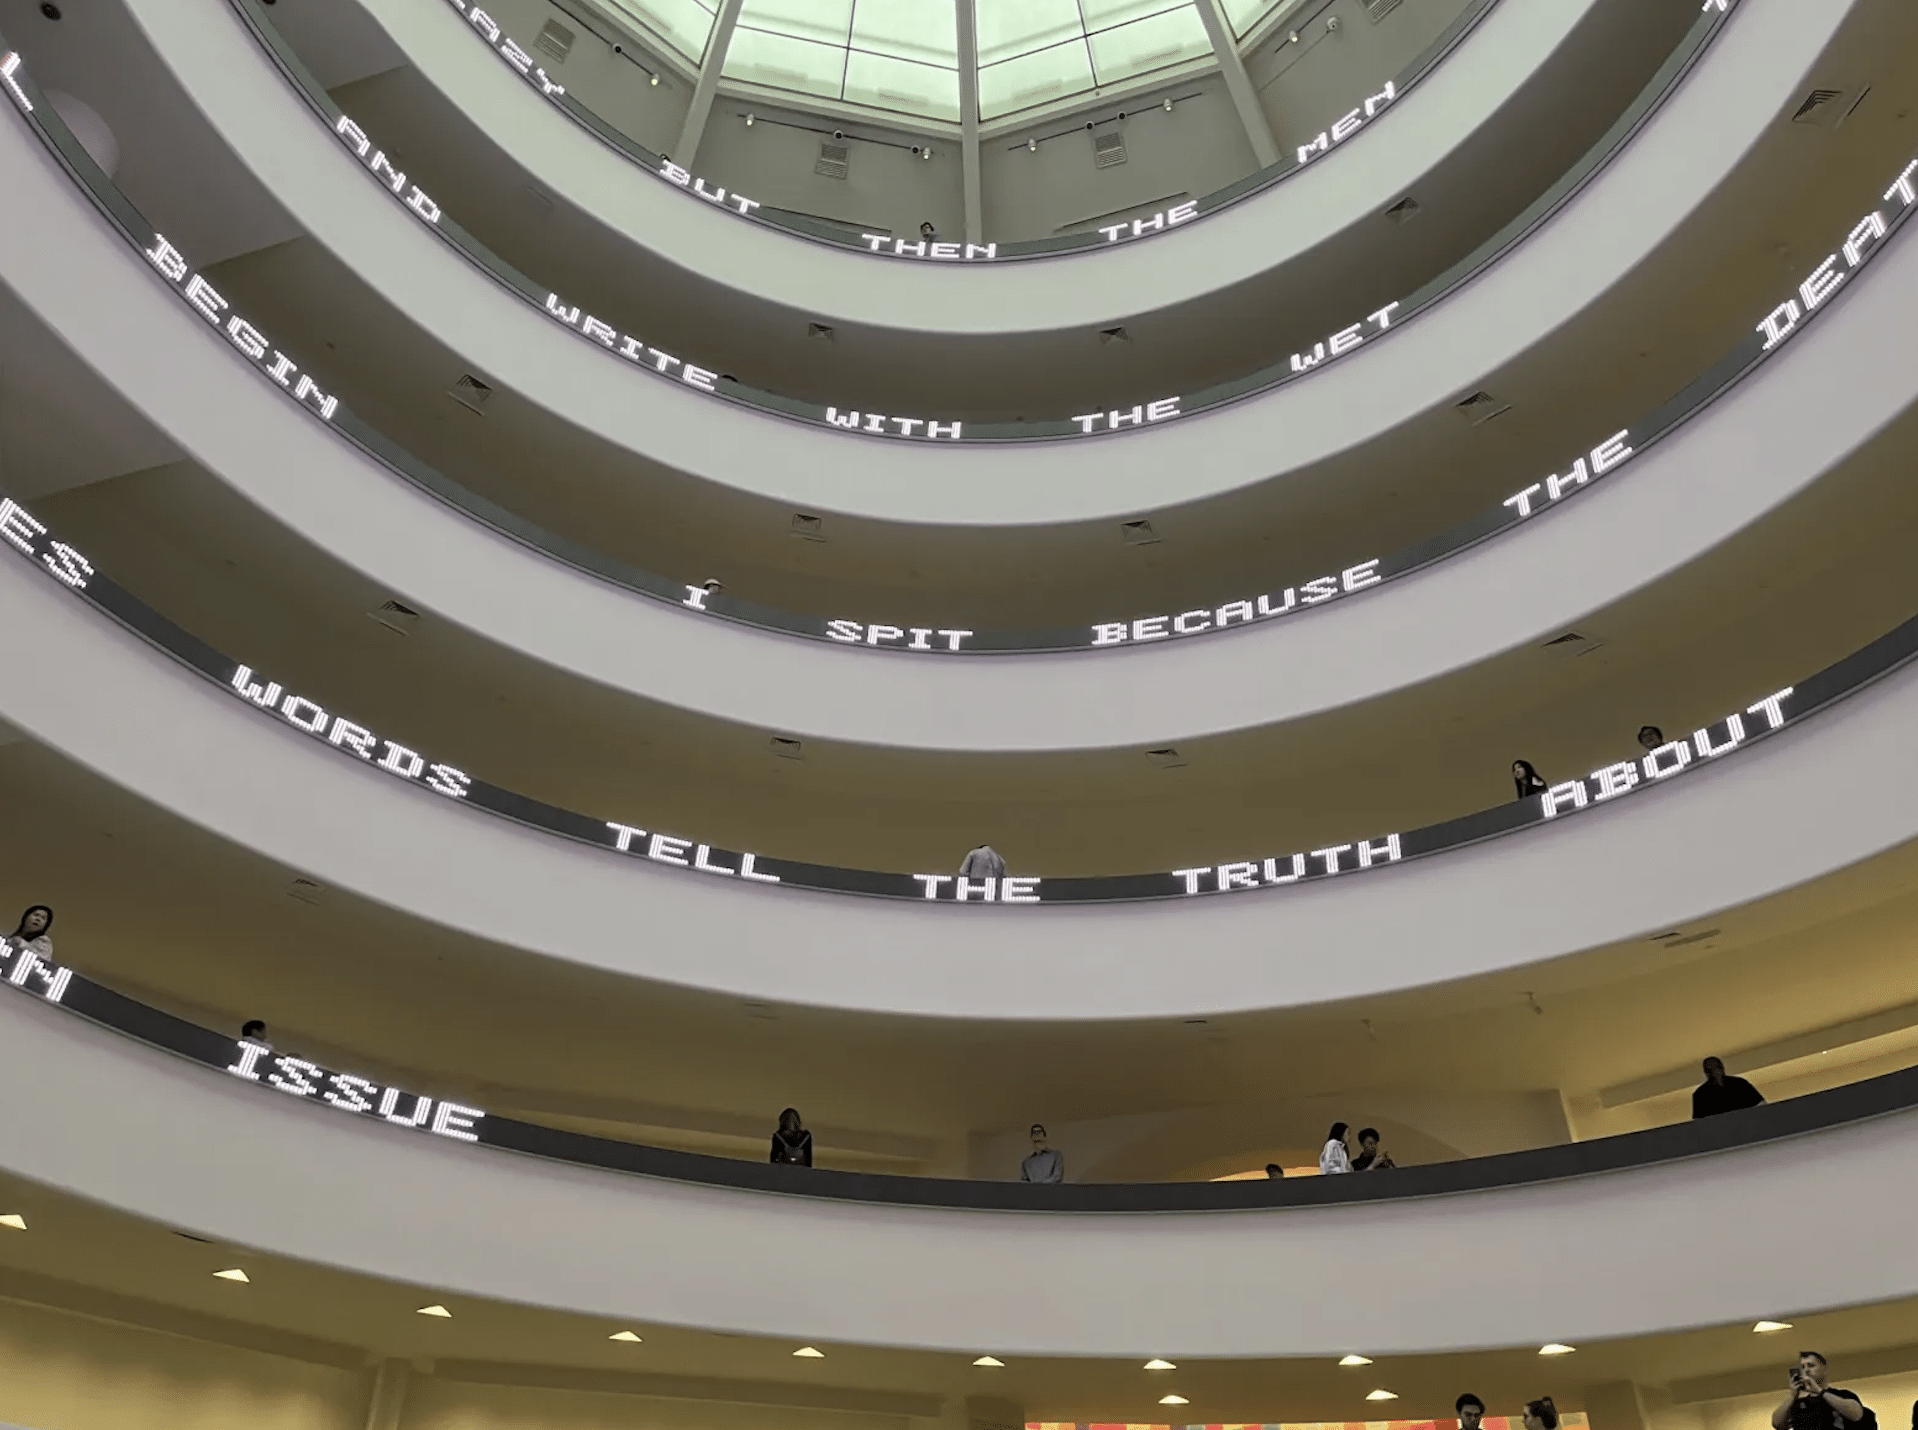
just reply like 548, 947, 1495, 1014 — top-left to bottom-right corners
6, 987, 1916, 1355
120, 0, 1824, 525
0, 91, 1913, 758
353, 0, 1575, 340
2, 518, 1917, 1022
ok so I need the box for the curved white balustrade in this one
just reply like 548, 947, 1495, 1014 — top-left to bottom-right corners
1, 84, 1914, 757
1, 508, 1917, 1019
116, 0, 1825, 523
349, 0, 1571, 341
5, 986, 1918, 1356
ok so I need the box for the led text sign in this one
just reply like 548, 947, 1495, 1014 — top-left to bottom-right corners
0, 488, 1898, 909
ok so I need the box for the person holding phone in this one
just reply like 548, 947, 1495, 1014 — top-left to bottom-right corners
1773, 1352, 1868, 1430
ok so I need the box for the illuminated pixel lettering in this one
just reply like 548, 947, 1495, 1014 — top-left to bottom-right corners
141, 236, 340, 425
1297, 81, 1397, 164
656, 159, 762, 216
1094, 560, 1381, 644
824, 622, 973, 651
333, 115, 442, 226
861, 234, 999, 261
0, 51, 33, 112
1537, 691, 1793, 820
226, 1037, 486, 1143
224, 666, 471, 799
823, 408, 963, 440
1502, 430, 1635, 519
0, 938, 73, 1004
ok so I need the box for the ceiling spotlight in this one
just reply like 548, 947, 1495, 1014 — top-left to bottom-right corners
744, 113, 755, 126
1539, 1343, 1576, 1356
212, 1268, 251, 1283
832, 129, 844, 140
0, 1213, 24, 1230
1027, 137, 1037, 152
1144, 1359, 1176, 1370
650, 72, 660, 85
1162, 97, 1173, 112
919, 145, 932, 159
417, 1305, 453, 1318
1339, 1355, 1373, 1366
973, 1355, 1005, 1367
1159, 1396, 1189, 1407
1754, 1321, 1794, 1333
793, 1346, 825, 1358
610, 1331, 643, 1343
1367, 1391, 1400, 1402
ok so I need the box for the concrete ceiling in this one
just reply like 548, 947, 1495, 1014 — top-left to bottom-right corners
2, 1166, 1918, 1423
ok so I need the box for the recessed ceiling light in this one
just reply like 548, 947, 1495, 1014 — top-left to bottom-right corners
1368, 1390, 1400, 1402
1755, 1321, 1794, 1333
1340, 1354, 1373, 1366
212, 1268, 250, 1283
1144, 1358, 1176, 1370
1159, 1396, 1189, 1406
793, 1346, 825, 1358
609, 1331, 643, 1343
973, 1356, 1005, 1367
0, 1213, 24, 1230
417, 1305, 453, 1318
1539, 1343, 1576, 1356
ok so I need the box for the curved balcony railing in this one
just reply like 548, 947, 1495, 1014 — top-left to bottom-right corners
3, 471, 1915, 905
3, 21, 1905, 660
225, 0, 1720, 443
417, 0, 1502, 266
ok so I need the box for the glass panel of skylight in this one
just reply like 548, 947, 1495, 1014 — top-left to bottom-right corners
850, 0, 959, 68
1086, 5, 1211, 85
1078, 0, 1191, 29
598, 0, 718, 63
973, 0, 1086, 69
1221, 0, 1291, 36
734, 0, 856, 47
977, 36, 1095, 119
723, 27, 850, 101
843, 50, 960, 120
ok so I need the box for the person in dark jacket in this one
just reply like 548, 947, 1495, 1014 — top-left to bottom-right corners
1524, 1398, 1560, 1430
1638, 725, 1667, 752
1692, 1057, 1765, 1118
1513, 760, 1548, 799
770, 1107, 814, 1166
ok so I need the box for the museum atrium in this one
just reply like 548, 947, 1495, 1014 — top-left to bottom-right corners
0, 0, 1915, 1429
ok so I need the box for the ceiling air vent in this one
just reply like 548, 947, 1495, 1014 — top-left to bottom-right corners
1144, 747, 1188, 769
769, 737, 803, 760
1453, 390, 1511, 425
815, 142, 850, 179
370, 599, 420, 634
287, 877, 324, 905
806, 322, 836, 342
1652, 927, 1722, 949
448, 373, 492, 414
534, 19, 574, 64
1120, 518, 1159, 545
1541, 630, 1605, 658
789, 513, 826, 541
521, 185, 555, 218
1363, 0, 1403, 19
1093, 131, 1128, 168
1791, 87, 1846, 124
1099, 325, 1130, 345
1385, 195, 1421, 225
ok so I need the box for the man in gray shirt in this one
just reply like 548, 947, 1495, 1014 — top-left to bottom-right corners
961, 843, 1007, 880
1020, 1123, 1064, 1183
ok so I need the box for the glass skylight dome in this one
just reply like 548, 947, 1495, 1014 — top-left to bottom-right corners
594, 0, 1300, 125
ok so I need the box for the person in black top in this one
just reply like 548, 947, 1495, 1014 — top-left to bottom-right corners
1351, 1127, 1396, 1170
1772, 1352, 1866, 1430
1692, 1057, 1765, 1118
1524, 1397, 1559, 1430
770, 1107, 814, 1166
1456, 1395, 1486, 1430
1513, 760, 1548, 799
1638, 725, 1666, 751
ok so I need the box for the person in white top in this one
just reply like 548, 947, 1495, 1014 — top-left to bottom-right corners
1319, 1121, 1353, 1174
960, 844, 1007, 880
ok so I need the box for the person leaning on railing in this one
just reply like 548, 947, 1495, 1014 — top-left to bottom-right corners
8, 904, 53, 959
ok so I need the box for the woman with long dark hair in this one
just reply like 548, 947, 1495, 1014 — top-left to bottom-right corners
770, 1108, 814, 1166
1319, 1122, 1352, 1174
10, 905, 53, 958
1513, 760, 1548, 800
